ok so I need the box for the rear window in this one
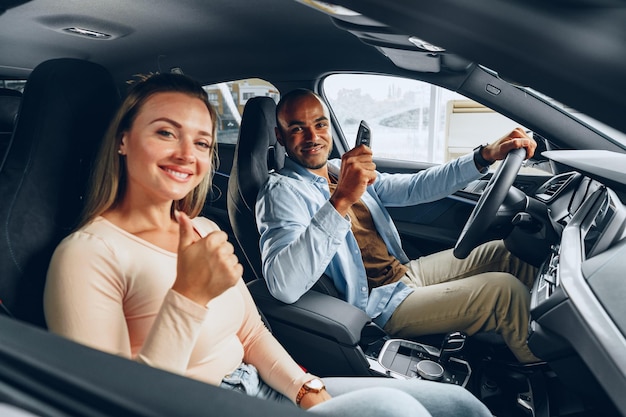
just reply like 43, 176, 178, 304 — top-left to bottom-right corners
203, 78, 279, 145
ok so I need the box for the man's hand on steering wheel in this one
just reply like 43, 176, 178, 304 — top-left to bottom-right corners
454, 127, 536, 260
479, 127, 537, 166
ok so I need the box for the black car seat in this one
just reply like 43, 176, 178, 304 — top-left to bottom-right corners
0, 87, 22, 163
227, 96, 376, 376
226, 96, 339, 296
226, 96, 280, 283
0, 58, 120, 327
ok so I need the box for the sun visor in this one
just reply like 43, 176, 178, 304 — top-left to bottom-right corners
378, 47, 441, 73
296, 0, 472, 74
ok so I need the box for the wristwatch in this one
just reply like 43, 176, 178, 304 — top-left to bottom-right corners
296, 378, 325, 406
473, 143, 495, 168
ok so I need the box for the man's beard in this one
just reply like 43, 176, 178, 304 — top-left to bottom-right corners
289, 153, 328, 171
301, 160, 327, 170
289, 143, 332, 171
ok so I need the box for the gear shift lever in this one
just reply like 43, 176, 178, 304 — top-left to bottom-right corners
439, 331, 467, 364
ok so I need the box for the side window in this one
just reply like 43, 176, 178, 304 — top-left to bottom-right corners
323, 74, 544, 173
0, 80, 26, 92
202, 78, 279, 144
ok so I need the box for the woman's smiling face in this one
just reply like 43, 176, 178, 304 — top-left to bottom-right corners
119, 91, 214, 204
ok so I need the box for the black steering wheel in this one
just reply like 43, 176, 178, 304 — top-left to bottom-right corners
453, 147, 527, 259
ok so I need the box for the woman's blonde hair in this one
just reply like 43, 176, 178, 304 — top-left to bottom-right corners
77, 73, 218, 229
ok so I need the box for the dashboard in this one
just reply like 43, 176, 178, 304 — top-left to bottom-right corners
527, 150, 626, 415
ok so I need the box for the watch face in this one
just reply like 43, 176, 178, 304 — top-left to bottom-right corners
306, 379, 324, 390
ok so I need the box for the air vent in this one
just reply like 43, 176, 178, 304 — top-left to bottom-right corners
63, 27, 112, 39
536, 172, 576, 202
544, 177, 569, 196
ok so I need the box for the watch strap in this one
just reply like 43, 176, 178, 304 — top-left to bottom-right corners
295, 378, 325, 406
473, 143, 494, 167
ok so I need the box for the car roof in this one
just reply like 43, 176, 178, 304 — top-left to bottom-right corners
0, 0, 394, 85
1, 0, 625, 135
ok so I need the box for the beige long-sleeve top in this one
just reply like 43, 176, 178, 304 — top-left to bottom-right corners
44, 216, 312, 402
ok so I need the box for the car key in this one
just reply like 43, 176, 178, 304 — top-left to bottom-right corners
355, 120, 372, 148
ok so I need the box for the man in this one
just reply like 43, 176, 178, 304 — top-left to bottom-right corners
256, 88, 539, 363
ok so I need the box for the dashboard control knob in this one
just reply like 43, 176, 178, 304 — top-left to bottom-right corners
416, 360, 444, 381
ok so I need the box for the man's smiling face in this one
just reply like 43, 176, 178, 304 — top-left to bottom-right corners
275, 92, 333, 174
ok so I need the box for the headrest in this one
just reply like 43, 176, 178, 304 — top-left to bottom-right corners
231, 96, 283, 211
0, 88, 21, 132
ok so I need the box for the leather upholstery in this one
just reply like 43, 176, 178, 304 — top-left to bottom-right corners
0, 58, 120, 326
227, 96, 283, 282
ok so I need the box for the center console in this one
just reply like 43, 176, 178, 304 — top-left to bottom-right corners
363, 334, 472, 387
248, 279, 473, 383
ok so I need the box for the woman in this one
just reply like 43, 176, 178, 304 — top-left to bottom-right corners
44, 73, 491, 417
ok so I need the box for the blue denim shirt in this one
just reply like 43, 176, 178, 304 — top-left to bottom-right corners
255, 152, 483, 327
